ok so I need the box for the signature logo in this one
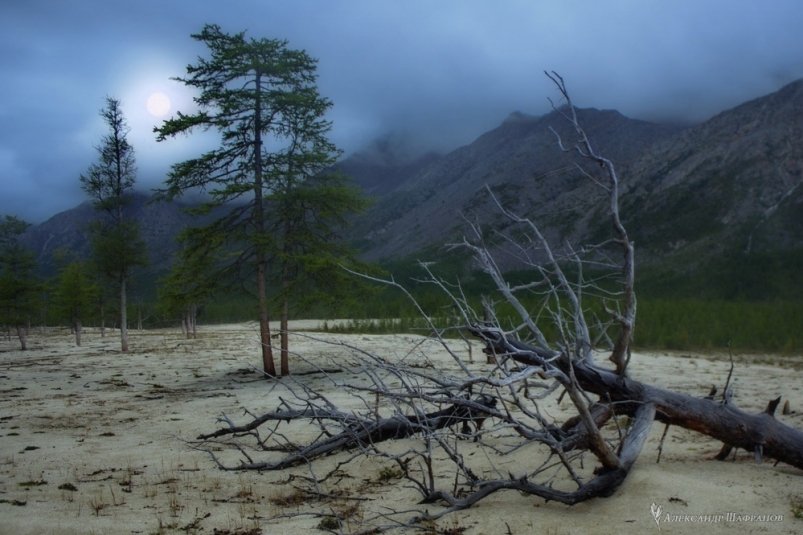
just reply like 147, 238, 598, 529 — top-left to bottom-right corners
650, 502, 663, 529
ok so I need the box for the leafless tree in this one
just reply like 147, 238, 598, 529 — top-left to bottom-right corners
191, 73, 803, 531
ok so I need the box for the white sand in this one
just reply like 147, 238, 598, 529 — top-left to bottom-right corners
1, 323, 801, 534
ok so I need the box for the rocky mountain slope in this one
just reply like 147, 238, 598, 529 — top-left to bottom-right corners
622, 79, 803, 257
344, 108, 683, 261
344, 79, 803, 293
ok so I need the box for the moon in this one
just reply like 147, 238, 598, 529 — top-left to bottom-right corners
146, 91, 171, 117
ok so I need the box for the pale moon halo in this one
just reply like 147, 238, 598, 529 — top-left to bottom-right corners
146, 91, 171, 117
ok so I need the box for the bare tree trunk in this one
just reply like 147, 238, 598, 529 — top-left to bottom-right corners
257, 261, 275, 376
100, 301, 106, 338
120, 276, 128, 352
280, 268, 290, 376
74, 318, 82, 347
478, 330, 803, 470
198, 395, 499, 469
252, 70, 275, 377
15, 325, 27, 350
40, 293, 48, 334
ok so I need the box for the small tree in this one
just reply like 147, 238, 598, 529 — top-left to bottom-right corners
157, 231, 218, 339
156, 24, 344, 376
0, 215, 39, 350
270, 171, 369, 375
53, 261, 98, 346
80, 97, 147, 352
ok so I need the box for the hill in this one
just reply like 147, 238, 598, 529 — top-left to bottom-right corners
21, 192, 201, 280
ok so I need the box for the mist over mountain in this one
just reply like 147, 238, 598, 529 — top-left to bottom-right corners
623, 79, 803, 256
344, 106, 684, 262
19, 79, 803, 299
21, 193, 203, 278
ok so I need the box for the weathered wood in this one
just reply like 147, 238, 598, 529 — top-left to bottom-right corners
198, 396, 498, 470
420, 402, 656, 510
480, 330, 803, 470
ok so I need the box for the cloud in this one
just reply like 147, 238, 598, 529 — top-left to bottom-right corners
2, 0, 803, 222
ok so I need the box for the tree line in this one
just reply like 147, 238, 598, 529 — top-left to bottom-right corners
1, 24, 368, 376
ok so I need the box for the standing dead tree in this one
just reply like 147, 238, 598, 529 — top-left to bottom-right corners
192, 73, 803, 530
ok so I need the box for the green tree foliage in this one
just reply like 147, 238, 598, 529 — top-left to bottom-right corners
0, 215, 39, 349
269, 166, 369, 375
52, 261, 98, 346
156, 24, 361, 376
157, 231, 218, 339
80, 97, 147, 352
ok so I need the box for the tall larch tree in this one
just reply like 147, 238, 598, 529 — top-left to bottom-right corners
155, 24, 344, 376
80, 97, 147, 353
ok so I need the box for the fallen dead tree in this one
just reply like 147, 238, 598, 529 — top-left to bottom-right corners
197, 394, 498, 470
193, 73, 802, 531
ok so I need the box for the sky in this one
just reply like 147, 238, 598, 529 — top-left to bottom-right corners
2, 0, 803, 223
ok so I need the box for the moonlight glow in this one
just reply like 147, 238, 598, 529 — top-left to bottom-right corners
146, 91, 171, 117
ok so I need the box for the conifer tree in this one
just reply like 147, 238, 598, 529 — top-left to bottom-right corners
53, 261, 98, 346
80, 97, 146, 352
0, 215, 39, 350
156, 24, 360, 376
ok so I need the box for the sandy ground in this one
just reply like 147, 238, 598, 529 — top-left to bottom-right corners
1, 322, 801, 534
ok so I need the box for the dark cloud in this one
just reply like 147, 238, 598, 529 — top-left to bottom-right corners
2, 0, 803, 222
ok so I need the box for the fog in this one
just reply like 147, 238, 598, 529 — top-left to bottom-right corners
2, 0, 803, 222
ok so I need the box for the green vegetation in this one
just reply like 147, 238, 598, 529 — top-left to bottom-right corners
308, 255, 803, 355
80, 97, 147, 352
8, 230, 798, 355
634, 298, 801, 353
0, 215, 40, 350
316, 294, 801, 354
52, 261, 99, 346
155, 24, 366, 376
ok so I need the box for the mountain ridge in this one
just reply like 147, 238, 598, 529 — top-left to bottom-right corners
17, 79, 803, 299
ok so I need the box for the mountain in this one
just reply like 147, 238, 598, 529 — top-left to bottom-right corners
345, 107, 683, 261
337, 133, 444, 196
622, 79, 803, 256
617, 79, 803, 297
21, 192, 201, 277
342, 79, 803, 298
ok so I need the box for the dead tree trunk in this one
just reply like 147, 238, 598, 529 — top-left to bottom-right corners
477, 329, 803, 471
73, 318, 82, 347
